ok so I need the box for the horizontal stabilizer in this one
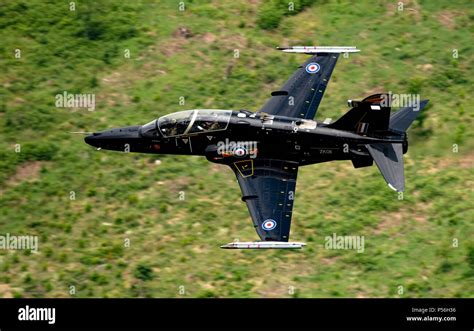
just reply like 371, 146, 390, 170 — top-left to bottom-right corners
390, 99, 429, 132
221, 241, 306, 249
277, 46, 360, 54
366, 143, 405, 192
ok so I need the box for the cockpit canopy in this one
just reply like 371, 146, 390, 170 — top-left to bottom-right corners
140, 109, 232, 138
141, 109, 232, 138
159, 109, 232, 137
158, 110, 194, 137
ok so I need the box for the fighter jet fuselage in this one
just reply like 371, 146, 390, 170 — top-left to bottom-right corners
85, 109, 406, 167
84, 46, 428, 247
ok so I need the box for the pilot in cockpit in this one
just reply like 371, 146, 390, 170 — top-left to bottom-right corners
201, 113, 220, 131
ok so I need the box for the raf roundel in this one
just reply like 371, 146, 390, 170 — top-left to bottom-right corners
233, 146, 247, 157
262, 219, 277, 231
305, 62, 320, 74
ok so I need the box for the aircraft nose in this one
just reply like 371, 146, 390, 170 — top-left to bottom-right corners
84, 126, 141, 150
84, 133, 101, 147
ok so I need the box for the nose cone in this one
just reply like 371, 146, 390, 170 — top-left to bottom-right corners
84, 133, 101, 147
84, 134, 93, 145
84, 126, 141, 151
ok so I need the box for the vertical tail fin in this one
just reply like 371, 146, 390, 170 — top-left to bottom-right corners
326, 94, 391, 134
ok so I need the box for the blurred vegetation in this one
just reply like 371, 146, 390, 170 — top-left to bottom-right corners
0, 0, 473, 298
257, 0, 319, 29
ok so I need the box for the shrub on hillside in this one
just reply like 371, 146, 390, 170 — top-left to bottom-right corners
257, 0, 318, 30
134, 263, 154, 281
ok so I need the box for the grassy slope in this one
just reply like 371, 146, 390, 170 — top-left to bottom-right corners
0, 0, 473, 298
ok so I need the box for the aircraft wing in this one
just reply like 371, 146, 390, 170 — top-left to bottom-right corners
229, 158, 299, 242
258, 46, 359, 120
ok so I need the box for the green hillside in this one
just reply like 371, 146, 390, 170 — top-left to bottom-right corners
0, 0, 473, 298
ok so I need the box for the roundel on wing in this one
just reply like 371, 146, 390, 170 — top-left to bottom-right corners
305, 62, 320, 74
262, 219, 277, 231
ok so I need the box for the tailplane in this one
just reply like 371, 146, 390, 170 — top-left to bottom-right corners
389, 99, 429, 132
364, 99, 429, 191
335, 96, 429, 192
366, 143, 404, 191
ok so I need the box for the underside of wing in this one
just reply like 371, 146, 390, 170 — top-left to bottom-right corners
229, 158, 299, 242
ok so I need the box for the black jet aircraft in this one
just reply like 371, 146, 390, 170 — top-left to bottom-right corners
85, 46, 428, 249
